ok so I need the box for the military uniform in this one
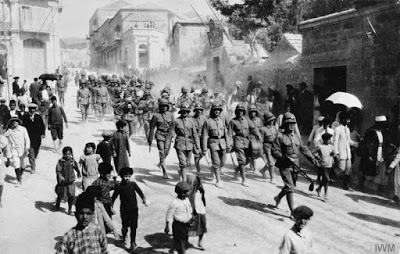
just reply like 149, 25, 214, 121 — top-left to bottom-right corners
138, 94, 156, 138
176, 87, 192, 108
201, 103, 230, 187
56, 77, 67, 106
90, 80, 99, 119
95, 81, 110, 121
259, 112, 278, 180
148, 100, 174, 178
229, 105, 260, 186
272, 112, 315, 214
192, 104, 207, 172
168, 105, 200, 181
76, 84, 92, 123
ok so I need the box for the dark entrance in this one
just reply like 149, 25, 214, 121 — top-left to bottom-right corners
314, 66, 347, 121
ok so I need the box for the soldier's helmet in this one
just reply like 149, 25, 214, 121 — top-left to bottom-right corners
143, 91, 151, 97
112, 74, 118, 79
263, 112, 276, 123
159, 99, 169, 106
235, 104, 246, 115
248, 105, 258, 115
211, 103, 223, 111
116, 78, 122, 84
145, 83, 152, 89
120, 77, 126, 84
194, 102, 203, 111
178, 104, 191, 114
281, 112, 296, 127
181, 86, 188, 93
201, 88, 208, 94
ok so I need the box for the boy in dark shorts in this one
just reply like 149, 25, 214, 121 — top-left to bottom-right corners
112, 167, 149, 251
48, 96, 68, 151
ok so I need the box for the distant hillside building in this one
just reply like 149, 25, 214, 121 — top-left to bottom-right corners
0, 0, 63, 83
88, 1, 179, 71
60, 38, 90, 68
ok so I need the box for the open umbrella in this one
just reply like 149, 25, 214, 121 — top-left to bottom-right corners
39, 73, 57, 81
326, 92, 363, 109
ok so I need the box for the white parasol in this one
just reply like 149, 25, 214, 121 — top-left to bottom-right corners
326, 92, 363, 109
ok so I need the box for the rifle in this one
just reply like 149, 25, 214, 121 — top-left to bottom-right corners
284, 155, 315, 191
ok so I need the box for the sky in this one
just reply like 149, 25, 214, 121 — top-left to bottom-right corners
56, 0, 219, 38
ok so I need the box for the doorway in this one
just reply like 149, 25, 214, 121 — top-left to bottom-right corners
138, 44, 149, 68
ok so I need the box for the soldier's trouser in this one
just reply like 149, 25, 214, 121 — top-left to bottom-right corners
210, 149, 226, 169
80, 104, 90, 121
194, 152, 203, 171
279, 167, 297, 194
176, 149, 192, 169
235, 147, 251, 165
98, 103, 107, 118
157, 140, 170, 165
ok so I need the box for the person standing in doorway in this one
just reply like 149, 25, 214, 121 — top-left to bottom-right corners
48, 96, 68, 151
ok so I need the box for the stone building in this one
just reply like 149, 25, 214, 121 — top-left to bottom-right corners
60, 38, 90, 68
298, 1, 400, 131
0, 0, 62, 85
89, 2, 178, 72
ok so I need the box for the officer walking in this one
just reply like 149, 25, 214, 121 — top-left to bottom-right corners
201, 103, 230, 188
248, 105, 263, 173
272, 112, 317, 217
148, 99, 174, 179
192, 102, 207, 172
167, 104, 200, 181
229, 104, 260, 187
138, 92, 156, 139
76, 82, 91, 123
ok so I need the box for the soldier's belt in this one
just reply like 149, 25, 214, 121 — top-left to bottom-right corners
177, 134, 192, 138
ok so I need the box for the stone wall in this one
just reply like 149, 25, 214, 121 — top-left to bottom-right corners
299, 3, 400, 132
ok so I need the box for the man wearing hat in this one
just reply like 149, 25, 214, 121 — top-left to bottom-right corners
272, 112, 317, 216
12, 77, 20, 97
95, 80, 110, 121
359, 115, 393, 193
48, 96, 68, 151
298, 82, 314, 134
55, 75, 67, 107
229, 104, 261, 187
4, 117, 30, 186
202, 103, 230, 188
167, 104, 200, 181
192, 102, 207, 172
138, 91, 156, 138
260, 112, 278, 181
248, 105, 263, 172
77, 81, 92, 123
119, 95, 138, 137
21, 103, 45, 174
148, 99, 174, 179
176, 86, 192, 109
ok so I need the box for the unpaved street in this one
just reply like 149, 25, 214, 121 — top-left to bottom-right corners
0, 85, 399, 254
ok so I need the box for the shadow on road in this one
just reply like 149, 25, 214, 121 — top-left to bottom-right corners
346, 194, 398, 210
34, 200, 68, 215
218, 196, 288, 219
141, 232, 171, 253
4, 174, 16, 184
348, 212, 400, 228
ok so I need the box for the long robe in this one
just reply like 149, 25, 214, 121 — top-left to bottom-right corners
110, 130, 130, 173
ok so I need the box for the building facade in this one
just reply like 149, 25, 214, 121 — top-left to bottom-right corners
60, 38, 90, 68
298, 1, 400, 131
0, 0, 62, 85
89, 2, 178, 72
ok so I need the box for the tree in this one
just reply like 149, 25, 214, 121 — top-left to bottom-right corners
210, 0, 302, 53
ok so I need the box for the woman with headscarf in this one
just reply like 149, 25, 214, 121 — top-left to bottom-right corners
186, 175, 207, 250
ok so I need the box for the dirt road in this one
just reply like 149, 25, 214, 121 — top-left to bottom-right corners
0, 85, 399, 254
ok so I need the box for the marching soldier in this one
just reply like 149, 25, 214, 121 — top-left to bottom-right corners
259, 112, 278, 181
272, 112, 317, 217
76, 82, 91, 123
192, 102, 207, 172
176, 86, 192, 108
248, 105, 263, 172
148, 99, 174, 179
229, 104, 261, 187
95, 80, 110, 121
138, 92, 156, 138
201, 103, 230, 188
119, 95, 138, 137
167, 104, 200, 181
90, 79, 99, 120
198, 88, 212, 115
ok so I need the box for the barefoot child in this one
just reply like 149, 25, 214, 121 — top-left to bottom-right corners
112, 167, 149, 251
55, 146, 80, 215
312, 133, 334, 200
165, 181, 193, 254
79, 142, 101, 190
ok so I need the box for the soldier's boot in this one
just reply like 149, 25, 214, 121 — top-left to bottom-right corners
161, 164, 170, 179
239, 165, 249, 187
287, 192, 295, 218
274, 190, 285, 208
215, 167, 223, 188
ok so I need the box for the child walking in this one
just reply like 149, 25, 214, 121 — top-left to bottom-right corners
96, 131, 117, 178
92, 162, 115, 217
312, 133, 334, 200
55, 146, 80, 215
112, 167, 149, 251
79, 142, 101, 190
165, 181, 193, 254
